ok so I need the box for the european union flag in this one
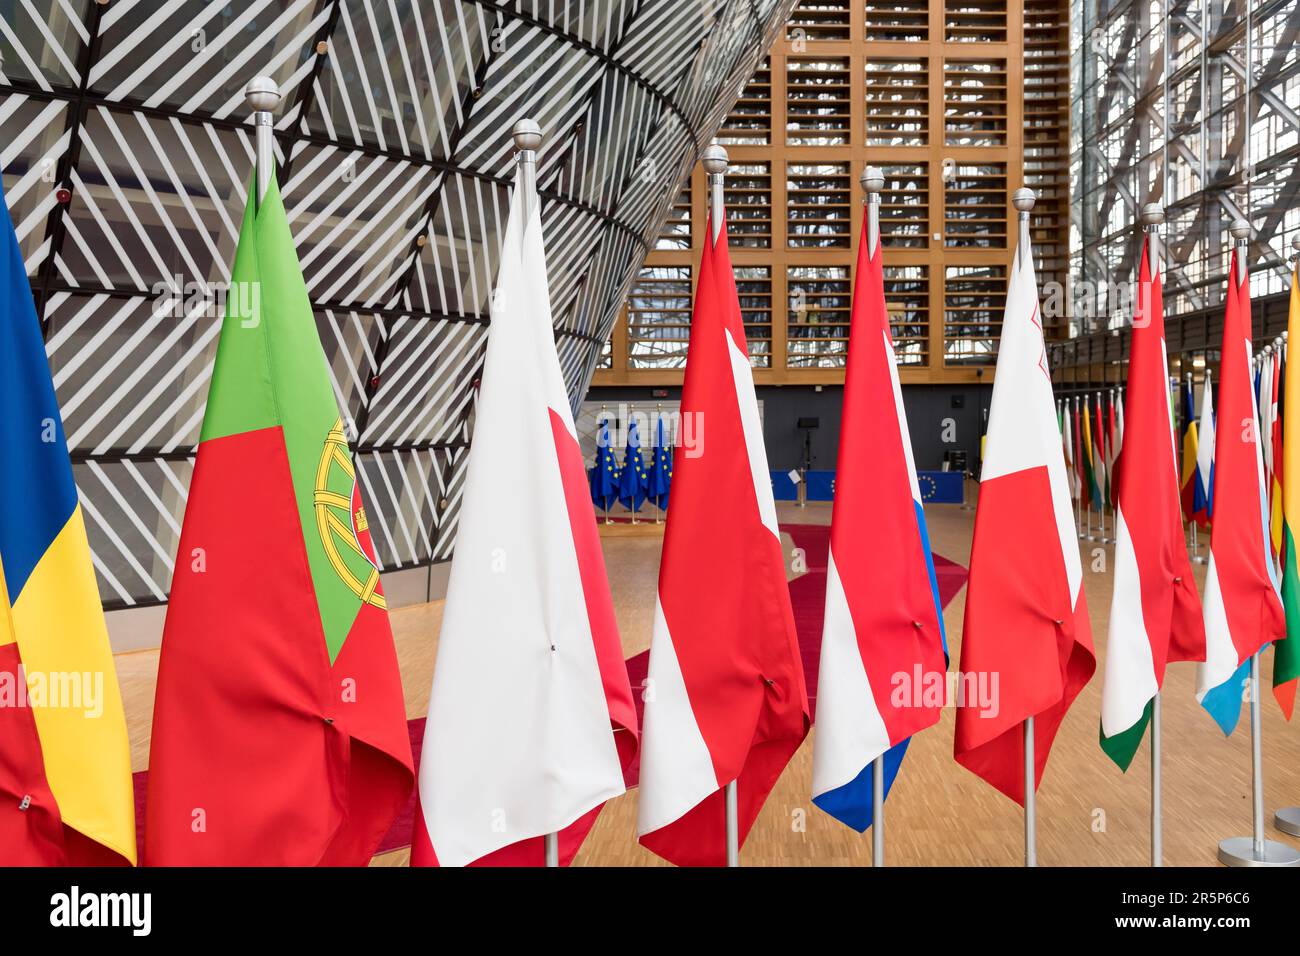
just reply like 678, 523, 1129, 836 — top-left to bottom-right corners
647, 414, 672, 510
590, 414, 620, 510
618, 417, 648, 512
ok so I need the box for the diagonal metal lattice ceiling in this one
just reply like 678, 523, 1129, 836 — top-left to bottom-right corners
0, 0, 794, 608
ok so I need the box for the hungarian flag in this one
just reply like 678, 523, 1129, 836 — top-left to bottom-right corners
0, 183, 136, 865
954, 242, 1094, 804
636, 212, 809, 865
1196, 250, 1285, 734
810, 208, 947, 831
1100, 236, 1204, 770
1274, 261, 1300, 718
1179, 379, 1199, 520
412, 162, 637, 868
145, 173, 414, 865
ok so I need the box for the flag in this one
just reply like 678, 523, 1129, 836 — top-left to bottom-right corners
145, 173, 414, 865
1093, 394, 1109, 507
590, 413, 620, 510
1105, 391, 1119, 494
1194, 373, 1216, 526
1274, 261, 1300, 718
1074, 399, 1089, 508
1082, 397, 1101, 506
647, 413, 672, 510
954, 238, 1094, 804
810, 208, 948, 831
1100, 235, 1205, 770
413, 165, 637, 867
636, 212, 809, 866
1196, 250, 1285, 735
0, 184, 135, 865
1062, 400, 1077, 501
1269, 344, 1284, 561
1179, 379, 1199, 520
618, 416, 648, 512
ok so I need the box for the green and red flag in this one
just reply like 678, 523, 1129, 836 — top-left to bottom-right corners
145, 173, 414, 864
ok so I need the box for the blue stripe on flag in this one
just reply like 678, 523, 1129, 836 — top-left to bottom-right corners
812, 737, 909, 833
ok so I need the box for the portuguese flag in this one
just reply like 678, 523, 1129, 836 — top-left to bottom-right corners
144, 173, 414, 864
1275, 260, 1300, 718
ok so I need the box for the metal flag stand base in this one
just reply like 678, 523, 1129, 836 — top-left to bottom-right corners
1216, 654, 1300, 867
1274, 807, 1300, 836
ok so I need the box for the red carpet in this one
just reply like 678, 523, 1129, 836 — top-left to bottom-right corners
131, 523, 967, 858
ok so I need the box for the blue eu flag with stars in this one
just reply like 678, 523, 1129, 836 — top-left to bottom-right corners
590, 414, 620, 509
618, 417, 648, 512
647, 415, 672, 510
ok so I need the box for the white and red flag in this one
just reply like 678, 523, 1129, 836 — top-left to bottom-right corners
1100, 234, 1204, 770
1196, 249, 1285, 734
954, 239, 1095, 803
810, 207, 948, 830
636, 213, 810, 866
412, 161, 638, 867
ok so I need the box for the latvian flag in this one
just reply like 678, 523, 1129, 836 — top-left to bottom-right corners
811, 206, 947, 830
954, 240, 1095, 803
636, 212, 810, 866
413, 161, 638, 867
1100, 235, 1204, 769
1197, 249, 1285, 733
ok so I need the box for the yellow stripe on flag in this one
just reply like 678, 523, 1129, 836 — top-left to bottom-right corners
0, 551, 15, 649
11, 506, 136, 864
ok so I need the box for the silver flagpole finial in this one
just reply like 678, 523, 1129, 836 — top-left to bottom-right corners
1291, 235, 1300, 261
861, 165, 884, 194
244, 76, 281, 205
703, 141, 728, 245
1012, 187, 1036, 212
512, 118, 542, 153
1229, 219, 1250, 241
863, 166, 883, 250
1140, 202, 1164, 226
1012, 188, 1034, 269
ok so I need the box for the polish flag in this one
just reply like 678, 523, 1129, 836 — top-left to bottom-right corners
810, 208, 947, 830
954, 241, 1095, 803
1196, 250, 1285, 734
412, 163, 638, 867
1100, 236, 1204, 771
636, 213, 810, 866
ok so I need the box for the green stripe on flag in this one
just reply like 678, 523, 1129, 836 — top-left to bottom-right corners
1099, 698, 1152, 772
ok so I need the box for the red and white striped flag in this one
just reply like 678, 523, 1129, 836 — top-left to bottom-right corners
636, 213, 810, 866
412, 161, 638, 867
954, 241, 1095, 803
1100, 235, 1204, 770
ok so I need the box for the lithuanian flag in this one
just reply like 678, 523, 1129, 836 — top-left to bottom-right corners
144, 173, 414, 864
1275, 261, 1300, 718
0, 184, 135, 864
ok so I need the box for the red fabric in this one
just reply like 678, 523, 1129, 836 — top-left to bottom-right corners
144, 426, 413, 865
638, 217, 810, 866
1212, 257, 1286, 663
0, 640, 64, 864
954, 465, 1095, 804
409, 412, 640, 867
1121, 242, 1205, 671
829, 220, 946, 747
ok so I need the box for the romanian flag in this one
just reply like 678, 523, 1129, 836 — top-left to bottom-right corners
1275, 262, 1300, 718
0, 185, 135, 864
144, 173, 414, 864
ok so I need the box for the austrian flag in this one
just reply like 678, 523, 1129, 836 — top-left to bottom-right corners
636, 210, 810, 866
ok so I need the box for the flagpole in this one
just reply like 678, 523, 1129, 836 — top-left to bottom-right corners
1185, 370, 1199, 563
704, 138, 742, 869
1143, 201, 1165, 867
512, 116, 561, 869
1217, 220, 1299, 867
1074, 396, 1085, 538
861, 164, 889, 868
1015, 186, 1038, 869
244, 77, 281, 205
